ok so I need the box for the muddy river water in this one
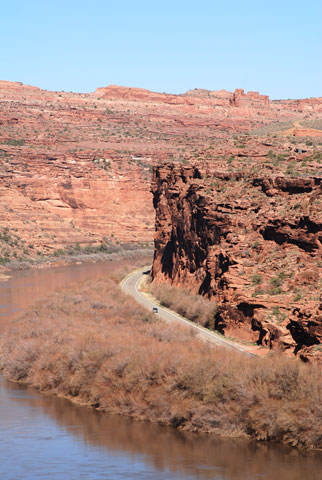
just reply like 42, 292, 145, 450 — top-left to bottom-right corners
0, 261, 321, 479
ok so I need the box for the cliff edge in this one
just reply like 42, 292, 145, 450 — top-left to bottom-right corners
151, 163, 322, 363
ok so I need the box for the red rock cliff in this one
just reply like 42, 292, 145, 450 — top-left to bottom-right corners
151, 164, 322, 362
1, 81, 322, 259
230, 88, 270, 108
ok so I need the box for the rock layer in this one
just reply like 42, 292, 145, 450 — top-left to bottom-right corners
151, 164, 322, 362
1, 80, 322, 260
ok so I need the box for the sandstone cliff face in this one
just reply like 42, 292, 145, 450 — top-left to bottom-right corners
230, 88, 270, 108
151, 164, 322, 362
1, 81, 322, 262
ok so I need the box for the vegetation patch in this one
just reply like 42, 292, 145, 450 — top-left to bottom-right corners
0, 275, 321, 450
150, 281, 217, 329
250, 121, 293, 136
1, 138, 26, 146
300, 119, 322, 130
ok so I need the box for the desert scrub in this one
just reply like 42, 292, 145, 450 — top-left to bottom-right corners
1, 275, 321, 450
250, 121, 293, 136
150, 282, 217, 329
300, 119, 322, 130
2, 138, 25, 146
251, 273, 262, 286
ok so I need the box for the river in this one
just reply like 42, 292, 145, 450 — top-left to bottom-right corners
0, 260, 321, 479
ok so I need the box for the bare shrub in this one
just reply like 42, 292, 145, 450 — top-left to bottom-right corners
151, 282, 217, 328
0, 276, 321, 450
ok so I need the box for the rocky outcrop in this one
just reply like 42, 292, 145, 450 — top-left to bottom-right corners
1, 80, 322, 261
230, 88, 270, 108
151, 164, 322, 362
184, 88, 232, 101
93, 85, 192, 105
276, 97, 322, 113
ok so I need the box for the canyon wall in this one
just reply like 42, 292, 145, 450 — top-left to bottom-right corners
151, 164, 322, 362
1, 80, 322, 261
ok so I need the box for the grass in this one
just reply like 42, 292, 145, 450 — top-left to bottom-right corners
0, 274, 321, 450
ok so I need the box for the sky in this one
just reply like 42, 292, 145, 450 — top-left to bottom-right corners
1, 0, 321, 99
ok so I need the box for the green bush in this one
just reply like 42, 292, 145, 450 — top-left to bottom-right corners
5, 139, 25, 146
252, 273, 262, 286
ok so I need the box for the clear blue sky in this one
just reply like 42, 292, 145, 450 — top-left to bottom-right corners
1, 0, 321, 99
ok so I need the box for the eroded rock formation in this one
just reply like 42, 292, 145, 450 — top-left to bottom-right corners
151, 164, 322, 362
0, 80, 321, 261
230, 88, 270, 108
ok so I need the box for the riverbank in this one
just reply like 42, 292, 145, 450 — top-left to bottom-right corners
0, 245, 153, 274
0, 270, 321, 451
3, 376, 322, 480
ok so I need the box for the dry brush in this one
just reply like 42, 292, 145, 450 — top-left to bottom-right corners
0, 276, 321, 450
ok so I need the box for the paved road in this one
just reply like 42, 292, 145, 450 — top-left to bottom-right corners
122, 267, 255, 357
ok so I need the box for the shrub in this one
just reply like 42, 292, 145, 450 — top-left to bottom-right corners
269, 272, 285, 294
252, 273, 262, 286
5, 138, 25, 146
0, 276, 321, 450
150, 282, 217, 328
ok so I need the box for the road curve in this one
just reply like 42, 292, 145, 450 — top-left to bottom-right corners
121, 267, 255, 357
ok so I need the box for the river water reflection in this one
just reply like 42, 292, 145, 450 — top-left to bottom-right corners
0, 260, 321, 479
0, 259, 139, 328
